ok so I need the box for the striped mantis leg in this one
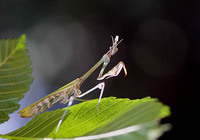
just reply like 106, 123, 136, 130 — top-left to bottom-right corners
54, 82, 105, 137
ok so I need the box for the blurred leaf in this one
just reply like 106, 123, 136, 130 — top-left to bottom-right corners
1, 97, 170, 140
0, 35, 33, 124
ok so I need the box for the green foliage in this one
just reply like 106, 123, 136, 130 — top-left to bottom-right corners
0, 35, 171, 140
0, 35, 33, 124
1, 97, 170, 139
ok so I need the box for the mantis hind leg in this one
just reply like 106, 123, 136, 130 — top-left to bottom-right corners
77, 82, 105, 112
54, 82, 105, 138
54, 95, 75, 138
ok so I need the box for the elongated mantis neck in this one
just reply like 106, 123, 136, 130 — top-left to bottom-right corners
80, 56, 104, 83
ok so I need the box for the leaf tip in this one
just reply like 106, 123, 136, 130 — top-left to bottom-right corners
16, 34, 26, 50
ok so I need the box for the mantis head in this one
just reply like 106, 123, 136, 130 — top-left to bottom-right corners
110, 35, 123, 56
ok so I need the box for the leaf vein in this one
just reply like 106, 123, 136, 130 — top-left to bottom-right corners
0, 89, 28, 95
0, 41, 16, 68
0, 97, 21, 103
0, 79, 31, 86
0, 63, 30, 72
0, 69, 31, 78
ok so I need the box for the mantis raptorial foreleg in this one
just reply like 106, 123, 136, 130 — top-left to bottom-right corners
97, 36, 123, 79
97, 61, 127, 80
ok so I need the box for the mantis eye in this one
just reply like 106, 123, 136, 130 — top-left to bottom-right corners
115, 35, 119, 42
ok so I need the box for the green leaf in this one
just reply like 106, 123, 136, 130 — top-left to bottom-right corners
1, 97, 170, 139
0, 35, 33, 124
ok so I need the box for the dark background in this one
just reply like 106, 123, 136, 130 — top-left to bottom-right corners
0, 0, 199, 139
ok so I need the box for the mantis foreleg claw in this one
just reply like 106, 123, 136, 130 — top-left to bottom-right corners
97, 61, 127, 80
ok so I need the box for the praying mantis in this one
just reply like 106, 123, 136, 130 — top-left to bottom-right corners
18, 35, 127, 136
